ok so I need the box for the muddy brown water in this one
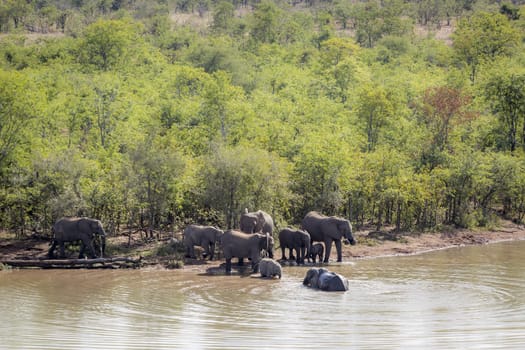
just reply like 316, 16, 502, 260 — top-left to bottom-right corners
1, 240, 525, 349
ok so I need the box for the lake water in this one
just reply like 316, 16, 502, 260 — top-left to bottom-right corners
1, 240, 525, 349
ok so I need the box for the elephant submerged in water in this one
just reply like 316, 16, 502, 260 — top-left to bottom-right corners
48, 217, 106, 259
220, 229, 274, 274
301, 211, 356, 263
183, 224, 224, 260
303, 268, 349, 292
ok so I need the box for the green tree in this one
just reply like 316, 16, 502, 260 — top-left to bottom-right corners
356, 83, 395, 152
484, 74, 525, 152
453, 12, 520, 82
198, 144, 289, 229
250, 1, 281, 44
79, 19, 137, 70
211, 1, 235, 34
0, 70, 38, 170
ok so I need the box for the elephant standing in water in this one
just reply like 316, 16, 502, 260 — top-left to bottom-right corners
303, 268, 349, 292
220, 229, 274, 274
278, 228, 310, 264
301, 211, 356, 263
239, 209, 274, 235
183, 224, 224, 260
48, 217, 106, 259
309, 242, 324, 263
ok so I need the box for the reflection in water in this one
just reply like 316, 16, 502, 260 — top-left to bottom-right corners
1, 241, 525, 349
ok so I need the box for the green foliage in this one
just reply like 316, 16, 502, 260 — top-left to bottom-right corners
453, 11, 521, 82
0, 0, 525, 238
484, 73, 525, 152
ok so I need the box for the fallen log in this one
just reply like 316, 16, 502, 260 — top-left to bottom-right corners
1, 257, 142, 269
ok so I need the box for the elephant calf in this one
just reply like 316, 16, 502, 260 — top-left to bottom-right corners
309, 243, 324, 263
259, 258, 282, 279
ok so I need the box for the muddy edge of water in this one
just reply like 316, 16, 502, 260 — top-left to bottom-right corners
1, 221, 524, 271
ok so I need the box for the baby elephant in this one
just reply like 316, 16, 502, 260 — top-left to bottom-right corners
309, 243, 324, 263
259, 258, 282, 279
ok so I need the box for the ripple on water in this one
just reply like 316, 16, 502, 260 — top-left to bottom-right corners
1, 241, 525, 349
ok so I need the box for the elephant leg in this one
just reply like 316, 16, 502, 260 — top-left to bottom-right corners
79, 242, 86, 258
190, 245, 197, 258
251, 260, 258, 273
280, 247, 286, 260
81, 237, 96, 258
59, 242, 66, 258
289, 248, 295, 261
323, 239, 332, 263
334, 240, 343, 262
208, 242, 215, 260
225, 258, 232, 275
48, 240, 57, 258
295, 248, 301, 264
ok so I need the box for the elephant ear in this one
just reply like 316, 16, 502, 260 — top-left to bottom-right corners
91, 219, 102, 231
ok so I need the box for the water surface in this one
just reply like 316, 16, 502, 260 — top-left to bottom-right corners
1, 241, 524, 349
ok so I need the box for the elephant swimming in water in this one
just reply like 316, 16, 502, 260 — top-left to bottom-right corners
48, 217, 106, 259
303, 268, 349, 292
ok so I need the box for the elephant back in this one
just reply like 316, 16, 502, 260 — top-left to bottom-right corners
301, 211, 326, 241
221, 230, 259, 259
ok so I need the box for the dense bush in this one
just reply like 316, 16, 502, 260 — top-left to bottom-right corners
0, 0, 524, 237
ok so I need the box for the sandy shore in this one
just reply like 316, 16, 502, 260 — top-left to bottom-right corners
1, 221, 524, 270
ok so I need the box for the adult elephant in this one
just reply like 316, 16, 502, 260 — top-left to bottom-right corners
301, 211, 356, 263
278, 228, 310, 264
239, 209, 274, 235
48, 217, 106, 259
220, 229, 274, 274
183, 224, 224, 260
303, 268, 349, 292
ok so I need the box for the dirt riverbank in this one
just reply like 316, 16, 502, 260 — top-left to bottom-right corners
1, 220, 524, 270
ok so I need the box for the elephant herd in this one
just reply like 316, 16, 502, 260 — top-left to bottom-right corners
184, 210, 356, 268
47, 210, 355, 291
183, 210, 356, 290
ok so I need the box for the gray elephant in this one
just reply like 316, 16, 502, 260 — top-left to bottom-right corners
239, 209, 274, 235
301, 211, 356, 263
278, 227, 310, 264
303, 268, 349, 292
259, 258, 282, 279
183, 224, 224, 260
309, 242, 324, 263
220, 229, 274, 274
48, 217, 106, 259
